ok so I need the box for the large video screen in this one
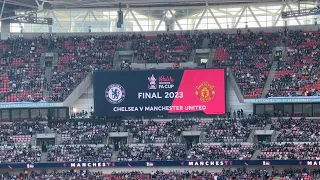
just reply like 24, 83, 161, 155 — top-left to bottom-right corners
94, 69, 226, 116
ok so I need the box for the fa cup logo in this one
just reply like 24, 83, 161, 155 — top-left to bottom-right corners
148, 74, 157, 89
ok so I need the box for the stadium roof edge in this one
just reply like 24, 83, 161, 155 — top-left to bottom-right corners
29, 2, 313, 11
44, 0, 313, 9
2, 0, 315, 14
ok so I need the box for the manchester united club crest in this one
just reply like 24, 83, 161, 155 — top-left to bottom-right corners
195, 82, 215, 102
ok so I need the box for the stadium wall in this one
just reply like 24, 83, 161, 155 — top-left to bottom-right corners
1, 20, 10, 40
71, 84, 94, 114
226, 80, 253, 115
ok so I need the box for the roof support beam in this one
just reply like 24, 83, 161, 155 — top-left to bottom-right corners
195, 8, 206, 29
51, 11, 64, 32
0, 0, 6, 19
287, 4, 301, 25
235, 6, 245, 16
234, 7, 246, 28
273, 4, 286, 26
74, 12, 87, 20
124, 9, 129, 18
91, 11, 104, 32
248, 6, 261, 27
123, 10, 129, 21
208, 8, 222, 29
77, 11, 89, 32
155, 10, 167, 31
35, 0, 46, 11
169, 9, 182, 30
253, 6, 274, 16
36, 10, 50, 31
213, 8, 233, 16
129, 10, 143, 32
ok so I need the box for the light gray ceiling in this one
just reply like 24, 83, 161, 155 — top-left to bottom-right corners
0, 0, 314, 20
45, 0, 283, 9
1, 0, 313, 11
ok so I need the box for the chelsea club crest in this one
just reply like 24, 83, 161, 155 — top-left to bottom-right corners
105, 84, 126, 104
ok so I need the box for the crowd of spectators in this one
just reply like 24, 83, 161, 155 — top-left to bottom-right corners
51, 121, 121, 144
47, 144, 113, 162
7, 115, 320, 163
272, 117, 320, 142
117, 144, 186, 161
200, 116, 267, 143
106, 168, 317, 180
0, 121, 48, 144
0, 35, 129, 103
1, 170, 104, 180
267, 30, 320, 97
0, 37, 46, 102
218, 168, 316, 180
0, 32, 203, 103
132, 32, 205, 64
0, 121, 47, 135
2, 30, 320, 103
258, 142, 320, 160
1, 168, 319, 180
187, 143, 254, 160
3, 116, 320, 163
108, 170, 214, 180
127, 119, 198, 143
48, 35, 130, 102
0, 115, 320, 162
210, 31, 282, 98
70, 110, 91, 119
0, 144, 41, 163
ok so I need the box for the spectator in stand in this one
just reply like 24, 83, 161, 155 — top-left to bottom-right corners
0, 144, 41, 163
188, 143, 254, 160
108, 170, 213, 180
105, 168, 318, 180
0, 121, 48, 144
120, 60, 132, 70
70, 110, 89, 119
272, 117, 320, 142
28, 170, 104, 179
2, 168, 318, 180
47, 144, 113, 162
173, 62, 179, 69
0, 121, 47, 136
127, 119, 198, 143
117, 144, 186, 161
276, 168, 315, 179
131, 32, 205, 64
51, 121, 122, 144
258, 142, 320, 160
201, 115, 267, 143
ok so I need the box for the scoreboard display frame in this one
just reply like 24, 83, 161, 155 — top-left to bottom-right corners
93, 68, 226, 117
